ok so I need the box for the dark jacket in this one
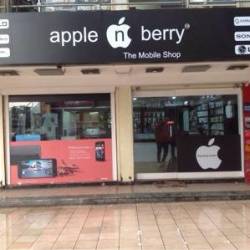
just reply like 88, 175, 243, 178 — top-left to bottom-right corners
155, 120, 170, 143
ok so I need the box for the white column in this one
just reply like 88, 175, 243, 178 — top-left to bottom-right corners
115, 86, 134, 182
0, 95, 5, 187
111, 0, 129, 10
237, 0, 250, 7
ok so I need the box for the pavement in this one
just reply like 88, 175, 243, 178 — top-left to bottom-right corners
1, 180, 250, 207
2, 201, 250, 250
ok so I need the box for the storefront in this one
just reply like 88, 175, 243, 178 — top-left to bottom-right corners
133, 89, 243, 180
7, 94, 115, 185
0, 8, 249, 186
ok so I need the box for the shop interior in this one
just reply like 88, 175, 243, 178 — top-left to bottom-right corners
8, 94, 113, 184
133, 94, 239, 174
9, 94, 111, 142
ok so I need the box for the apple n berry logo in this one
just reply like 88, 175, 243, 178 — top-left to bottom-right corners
106, 17, 132, 49
195, 138, 222, 170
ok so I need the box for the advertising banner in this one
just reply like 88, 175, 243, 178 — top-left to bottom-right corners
0, 8, 250, 65
10, 139, 112, 185
243, 85, 250, 182
177, 135, 241, 172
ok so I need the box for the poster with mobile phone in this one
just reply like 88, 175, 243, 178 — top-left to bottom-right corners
10, 139, 112, 185
95, 141, 105, 161
243, 85, 250, 182
18, 159, 57, 178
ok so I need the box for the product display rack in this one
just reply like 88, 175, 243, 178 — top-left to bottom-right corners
133, 107, 166, 141
190, 100, 225, 136
11, 106, 31, 135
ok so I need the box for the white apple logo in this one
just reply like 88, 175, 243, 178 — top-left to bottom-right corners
196, 138, 222, 170
106, 17, 132, 49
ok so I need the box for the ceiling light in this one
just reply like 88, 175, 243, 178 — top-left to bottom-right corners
34, 66, 64, 76
145, 67, 164, 73
182, 65, 211, 72
81, 68, 100, 74
227, 64, 249, 70
115, 66, 132, 74
0, 70, 18, 76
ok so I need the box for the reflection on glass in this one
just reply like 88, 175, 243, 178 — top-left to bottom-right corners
133, 94, 239, 174
40, 0, 111, 12
8, 94, 113, 185
9, 94, 111, 141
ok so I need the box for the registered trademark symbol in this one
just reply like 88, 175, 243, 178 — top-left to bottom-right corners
184, 23, 190, 29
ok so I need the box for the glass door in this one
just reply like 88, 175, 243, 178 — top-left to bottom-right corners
133, 96, 179, 175
133, 91, 242, 180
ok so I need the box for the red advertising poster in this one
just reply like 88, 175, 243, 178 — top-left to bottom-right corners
10, 139, 112, 185
243, 85, 250, 182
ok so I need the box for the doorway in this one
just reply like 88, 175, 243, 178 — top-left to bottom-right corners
133, 89, 243, 180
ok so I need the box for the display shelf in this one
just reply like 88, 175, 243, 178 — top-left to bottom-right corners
133, 107, 167, 141
189, 99, 225, 136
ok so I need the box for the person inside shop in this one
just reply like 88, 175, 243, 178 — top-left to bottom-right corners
155, 118, 170, 163
40, 103, 58, 140
155, 116, 177, 169
167, 119, 176, 159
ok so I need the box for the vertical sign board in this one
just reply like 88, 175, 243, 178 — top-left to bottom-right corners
243, 85, 250, 182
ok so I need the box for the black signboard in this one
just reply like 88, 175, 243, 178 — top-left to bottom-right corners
177, 135, 241, 172
1, 8, 250, 65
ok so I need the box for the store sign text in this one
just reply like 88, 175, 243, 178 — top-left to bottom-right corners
49, 19, 189, 48
49, 28, 99, 46
123, 51, 181, 60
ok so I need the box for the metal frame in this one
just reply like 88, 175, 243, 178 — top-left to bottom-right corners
133, 87, 244, 180
4, 86, 118, 186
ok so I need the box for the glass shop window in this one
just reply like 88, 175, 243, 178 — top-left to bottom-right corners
9, 94, 111, 142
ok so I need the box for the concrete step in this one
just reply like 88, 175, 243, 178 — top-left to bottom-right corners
1, 189, 250, 207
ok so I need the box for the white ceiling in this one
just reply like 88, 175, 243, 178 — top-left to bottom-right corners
0, 61, 249, 94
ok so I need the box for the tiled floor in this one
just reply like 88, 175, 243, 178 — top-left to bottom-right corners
1, 201, 250, 249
